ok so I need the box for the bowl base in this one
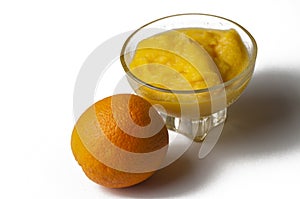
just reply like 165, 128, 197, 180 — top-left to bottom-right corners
160, 108, 227, 142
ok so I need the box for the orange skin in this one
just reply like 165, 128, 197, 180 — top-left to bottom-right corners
71, 94, 168, 188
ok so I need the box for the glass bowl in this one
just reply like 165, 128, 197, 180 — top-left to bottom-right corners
120, 13, 257, 142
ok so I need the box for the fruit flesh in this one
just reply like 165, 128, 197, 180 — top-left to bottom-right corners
130, 28, 249, 90
129, 28, 249, 116
179, 28, 249, 82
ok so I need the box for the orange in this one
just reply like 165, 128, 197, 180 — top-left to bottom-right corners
71, 94, 169, 188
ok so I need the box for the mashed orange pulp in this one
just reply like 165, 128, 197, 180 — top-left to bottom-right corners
129, 28, 249, 116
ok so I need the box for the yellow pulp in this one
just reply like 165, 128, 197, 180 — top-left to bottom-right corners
129, 28, 249, 116
130, 28, 248, 90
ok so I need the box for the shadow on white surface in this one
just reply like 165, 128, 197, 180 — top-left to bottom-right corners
101, 67, 300, 198
219, 67, 300, 158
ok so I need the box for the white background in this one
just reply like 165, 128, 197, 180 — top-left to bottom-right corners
1, 0, 300, 198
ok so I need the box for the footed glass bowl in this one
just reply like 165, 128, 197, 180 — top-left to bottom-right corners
120, 13, 257, 142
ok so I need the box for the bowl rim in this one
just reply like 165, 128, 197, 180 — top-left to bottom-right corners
120, 13, 258, 94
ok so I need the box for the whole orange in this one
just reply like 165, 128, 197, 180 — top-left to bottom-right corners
71, 94, 168, 188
